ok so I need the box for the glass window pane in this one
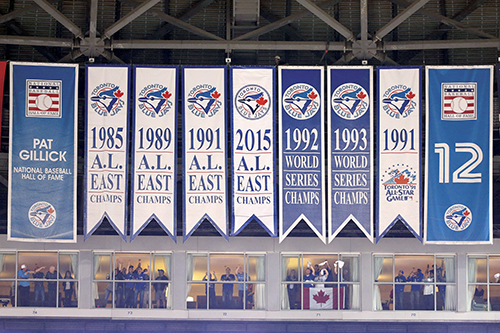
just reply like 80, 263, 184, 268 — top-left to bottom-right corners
282, 255, 299, 282
304, 255, 339, 282
152, 254, 171, 280
378, 284, 393, 310
375, 256, 392, 283
285, 283, 301, 310
473, 257, 487, 283
340, 255, 359, 282
490, 257, 500, 284
94, 282, 111, 308
0, 253, 17, 279
247, 255, 265, 282
0, 281, 14, 307
59, 253, 78, 279
489, 285, 500, 311
188, 254, 207, 281
93, 254, 111, 280
249, 283, 265, 310
187, 283, 208, 309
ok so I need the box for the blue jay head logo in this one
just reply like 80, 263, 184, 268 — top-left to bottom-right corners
235, 84, 271, 120
382, 86, 416, 119
186, 85, 222, 118
28, 201, 56, 229
331, 83, 369, 120
282, 84, 320, 120
89, 84, 125, 116
138, 85, 173, 118
444, 204, 472, 231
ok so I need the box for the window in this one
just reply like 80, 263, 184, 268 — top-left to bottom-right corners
467, 255, 500, 311
0, 251, 79, 308
281, 254, 360, 310
186, 253, 265, 309
374, 254, 456, 311
92, 252, 171, 309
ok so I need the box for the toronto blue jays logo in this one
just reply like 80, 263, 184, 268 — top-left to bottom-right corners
382, 85, 416, 119
138, 84, 173, 118
282, 83, 320, 120
186, 84, 222, 118
28, 201, 56, 229
444, 204, 472, 231
90, 83, 125, 116
331, 83, 369, 120
381, 164, 417, 202
234, 84, 270, 120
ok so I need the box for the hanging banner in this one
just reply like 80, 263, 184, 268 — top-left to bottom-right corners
0, 61, 6, 140
279, 66, 325, 243
377, 67, 422, 242
230, 66, 276, 236
85, 65, 130, 240
131, 66, 177, 242
425, 66, 492, 244
8, 62, 78, 242
327, 66, 373, 242
183, 66, 227, 241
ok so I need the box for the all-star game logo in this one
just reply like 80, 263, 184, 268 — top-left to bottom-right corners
186, 84, 222, 118
381, 164, 417, 202
28, 201, 56, 229
26, 79, 62, 118
282, 83, 320, 120
89, 83, 125, 116
382, 85, 416, 119
331, 83, 369, 120
234, 84, 270, 120
137, 84, 173, 118
441, 83, 476, 120
444, 204, 472, 231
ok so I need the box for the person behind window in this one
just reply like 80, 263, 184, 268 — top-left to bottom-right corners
63, 271, 74, 307
423, 270, 434, 310
154, 269, 169, 308
235, 266, 250, 309
103, 272, 113, 307
407, 268, 424, 310
203, 271, 217, 308
45, 266, 62, 307
286, 269, 298, 309
220, 267, 235, 308
304, 267, 316, 288
124, 265, 136, 308
115, 265, 126, 308
17, 264, 34, 307
134, 266, 147, 308
33, 266, 46, 307
394, 270, 406, 310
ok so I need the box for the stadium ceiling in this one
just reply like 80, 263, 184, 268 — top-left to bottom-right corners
0, 0, 499, 65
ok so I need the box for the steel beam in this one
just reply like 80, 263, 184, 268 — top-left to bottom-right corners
360, 0, 368, 42
89, 0, 98, 41
32, 0, 83, 38
376, 0, 430, 41
295, 0, 354, 41
0, 35, 73, 47
103, 0, 161, 39
0, 0, 61, 25
384, 38, 500, 50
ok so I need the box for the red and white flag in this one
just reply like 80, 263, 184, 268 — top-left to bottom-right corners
303, 287, 344, 309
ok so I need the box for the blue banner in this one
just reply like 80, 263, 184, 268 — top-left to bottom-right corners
279, 66, 325, 243
328, 66, 373, 242
8, 62, 78, 242
425, 66, 493, 244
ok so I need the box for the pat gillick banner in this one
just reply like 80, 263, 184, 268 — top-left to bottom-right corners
8, 62, 78, 242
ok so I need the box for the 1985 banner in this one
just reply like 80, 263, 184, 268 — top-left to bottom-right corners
9, 62, 78, 242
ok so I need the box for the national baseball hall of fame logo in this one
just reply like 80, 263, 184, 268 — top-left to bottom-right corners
26, 80, 62, 118
28, 201, 56, 229
331, 83, 369, 120
382, 85, 416, 119
234, 84, 270, 120
441, 83, 477, 120
89, 83, 125, 116
282, 83, 320, 120
137, 84, 173, 118
186, 84, 222, 118
444, 204, 472, 232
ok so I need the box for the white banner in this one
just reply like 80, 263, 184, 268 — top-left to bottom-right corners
85, 65, 130, 240
131, 66, 177, 241
377, 67, 422, 241
183, 67, 227, 241
231, 67, 276, 236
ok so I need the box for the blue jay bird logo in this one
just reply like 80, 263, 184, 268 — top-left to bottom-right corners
187, 86, 221, 118
331, 83, 369, 120
283, 84, 320, 120
234, 85, 270, 120
28, 201, 56, 229
382, 87, 416, 118
138, 87, 172, 117
444, 204, 472, 231
90, 85, 125, 116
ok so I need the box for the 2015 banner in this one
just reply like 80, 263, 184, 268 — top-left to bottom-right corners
425, 66, 492, 244
230, 67, 276, 236
131, 66, 177, 241
328, 66, 373, 242
279, 66, 325, 243
9, 62, 78, 242
377, 67, 422, 242
183, 66, 228, 241
85, 65, 130, 240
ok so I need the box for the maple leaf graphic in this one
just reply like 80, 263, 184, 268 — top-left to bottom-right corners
256, 96, 268, 106
464, 210, 470, 216
406, 91, 415, 99
357, 91, 367, 99
313, 290, 330, 305
114, 89, 124, 98
308, 91, 318, 99
394, 173, 409, 184
211, 90, 221, 99
162, 90, 172, 99
47, 207, 55, 214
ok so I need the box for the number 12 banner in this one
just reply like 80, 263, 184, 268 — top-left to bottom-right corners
425, 66, 493, 244
279, 66, 325, 243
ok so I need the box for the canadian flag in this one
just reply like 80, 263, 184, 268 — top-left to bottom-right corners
303, 287, 344, 309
